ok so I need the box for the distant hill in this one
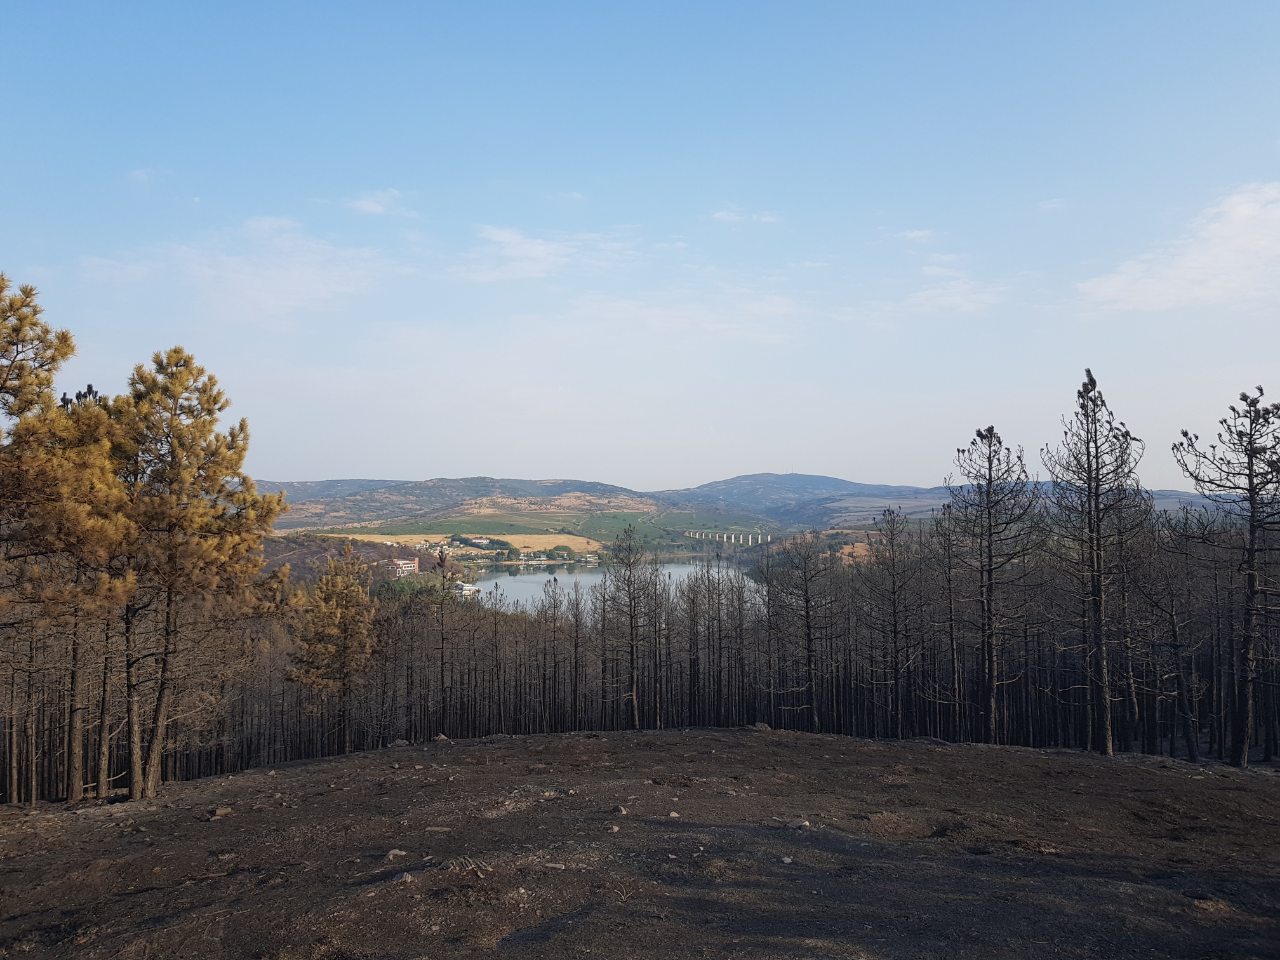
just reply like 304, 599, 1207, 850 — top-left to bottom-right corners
256, 479, 409, 503
655, 473, 877, 512
1147, 489, 1210, 513
269, 476, 645, 530
261, 471, 1206, 537
659, 473, 955, 528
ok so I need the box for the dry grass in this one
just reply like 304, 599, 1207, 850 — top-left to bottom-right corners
839, 542, 871, 560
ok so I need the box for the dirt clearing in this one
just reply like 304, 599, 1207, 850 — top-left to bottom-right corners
1, 730, 1277, 959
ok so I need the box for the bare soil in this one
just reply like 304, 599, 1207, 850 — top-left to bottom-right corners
2, 729, 1277, 960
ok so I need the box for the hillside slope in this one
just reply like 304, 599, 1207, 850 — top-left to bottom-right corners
2, 730, 1275, 959
270, 477, 641, 530
255, 478, 409, 503
654, 473, 880, 512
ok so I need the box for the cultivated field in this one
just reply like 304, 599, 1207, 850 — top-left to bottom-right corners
2, 730, 1276, 959
334, 507, 774, 549
333, 532, 604, 554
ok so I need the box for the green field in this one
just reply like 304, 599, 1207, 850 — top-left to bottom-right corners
642, 510, 770, 534
325, 507, 773, 548
342, 514, 569, 537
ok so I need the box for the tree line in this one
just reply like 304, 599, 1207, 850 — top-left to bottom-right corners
2, 274, 1277, 805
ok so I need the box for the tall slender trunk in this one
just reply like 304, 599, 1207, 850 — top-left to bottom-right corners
66, 619, 86, 802
1088, 433, 1114, 757
945, 561, 960, 741
142, 587, 178, 799
124, 608, 144, 801
25, 634, 37, 806
97, 626, 113, 798
1172, 611, 1199, 763
803, 581, 820, 733
7, 669, 19, 805
629, 634, 640, 731
1233, 518, 1259, 767
981, 484, 998, 744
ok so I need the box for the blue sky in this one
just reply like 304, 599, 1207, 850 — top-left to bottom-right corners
4, 2, 1279, 489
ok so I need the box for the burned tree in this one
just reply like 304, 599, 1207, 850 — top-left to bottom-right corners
1042, 371, 1149, 757
947, 426, 1039, 743
1174, 387, 1280, 767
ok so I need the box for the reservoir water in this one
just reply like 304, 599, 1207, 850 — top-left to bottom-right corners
471, 563, 704, 605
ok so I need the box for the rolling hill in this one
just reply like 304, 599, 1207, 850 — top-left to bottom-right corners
655, 473, 957, 528
261, 472, 1209, 544
255, 478, 409, 503
267, 477, 640, 530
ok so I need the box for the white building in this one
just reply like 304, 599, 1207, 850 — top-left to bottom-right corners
381, 558, 420, 578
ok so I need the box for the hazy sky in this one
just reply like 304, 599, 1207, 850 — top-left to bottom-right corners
5, 2, 1279, 490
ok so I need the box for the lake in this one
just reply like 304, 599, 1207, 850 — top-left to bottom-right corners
471, 563, 705, 605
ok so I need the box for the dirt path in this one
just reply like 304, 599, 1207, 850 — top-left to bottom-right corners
2, 729, 1277, 959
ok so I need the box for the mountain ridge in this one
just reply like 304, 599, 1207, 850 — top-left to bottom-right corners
262, 472, 1205, 534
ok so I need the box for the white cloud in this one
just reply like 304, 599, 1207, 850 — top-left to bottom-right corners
905, 276, 1005, 314
128, 168, 155, 184
903, 259, 1005, 314
456, 226, 577, 281
1080, 182, 1280, 311
711, 206, 781, 224
81, 217, 398, 323
896, 228, 936, 243
455, 226, 635, 282
346, 188, 414, 216
1037, 198, 1067, 212
570, 290, 796, 344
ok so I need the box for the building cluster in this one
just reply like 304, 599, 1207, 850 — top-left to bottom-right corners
380, 557, 420, 579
